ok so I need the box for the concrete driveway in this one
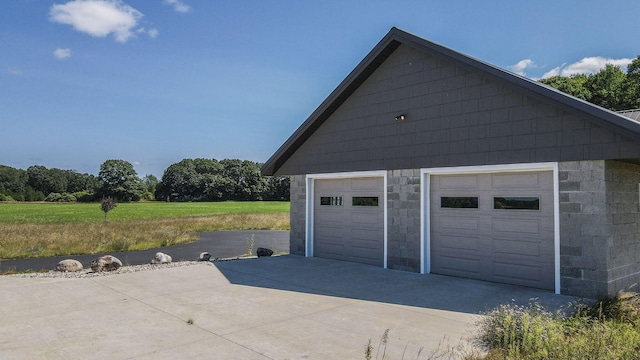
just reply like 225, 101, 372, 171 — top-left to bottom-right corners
0, 255, 575, 359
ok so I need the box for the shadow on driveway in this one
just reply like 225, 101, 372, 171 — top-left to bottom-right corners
214, 255, 577, 316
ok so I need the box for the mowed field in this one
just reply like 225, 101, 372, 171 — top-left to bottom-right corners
0, 201, 289, 259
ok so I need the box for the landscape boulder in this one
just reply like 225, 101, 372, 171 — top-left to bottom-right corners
151, 252, 172, 264
90, 255, 122, 272
198, 252, 211, 261
257, 247, 274, 257
55, 259, 83, 272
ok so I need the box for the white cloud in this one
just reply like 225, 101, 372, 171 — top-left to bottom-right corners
147, 28, 159, 38
508, 59, 536, 76
49, 0, 144, 43
137, 27, 159, 39
541, 57, 633, 79
164, 0, 191, 13
53, 48, 72, 59
7, 67, 23, 76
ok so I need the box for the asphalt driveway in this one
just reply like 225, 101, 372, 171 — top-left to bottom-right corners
0, 230, 289, 273
0, 255, 576, 359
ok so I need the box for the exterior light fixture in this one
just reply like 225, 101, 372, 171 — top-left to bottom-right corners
395, 114, 406, 121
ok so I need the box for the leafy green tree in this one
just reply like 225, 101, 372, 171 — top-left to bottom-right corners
26, 165, 96, 197
27, 165, 52, 195
540, 56, 640, 111
155, 158, 288, 202
221, 159, 268, 201
584, 64, 627, 111
264, 176, 290, 201
0, 165, 29, 201
97, 160, 146, 202
156, 159, 200, 201
65, 170, 96, 193
540, 74, 590, 101
142, 174, 159, 200
143, 174, 159, 193
621, 55, 640, 110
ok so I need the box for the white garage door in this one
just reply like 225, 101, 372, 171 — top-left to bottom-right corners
430, 171, 554, 290
313, 177, 384, 266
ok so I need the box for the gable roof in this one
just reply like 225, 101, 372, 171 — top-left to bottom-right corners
262, 27, 640, 176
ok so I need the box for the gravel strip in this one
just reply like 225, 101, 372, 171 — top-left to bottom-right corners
2, 261, 213, 279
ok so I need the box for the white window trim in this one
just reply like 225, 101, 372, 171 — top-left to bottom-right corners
305, 171, 388, 268
420, 162, 560, 294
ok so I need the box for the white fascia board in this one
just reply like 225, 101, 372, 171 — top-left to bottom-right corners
306, 170, 388, 179
422, 162, 557, 175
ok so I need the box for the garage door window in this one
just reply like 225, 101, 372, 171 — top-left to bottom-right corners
493, 197, 539, 210
320, 196, 343, 206
440, 197, 478, 209
352, 196, 379, 206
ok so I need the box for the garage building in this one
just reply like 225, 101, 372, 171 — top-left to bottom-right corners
261, 27, 640, 298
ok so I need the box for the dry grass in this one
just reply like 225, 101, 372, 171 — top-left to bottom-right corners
0, 213, 289, 259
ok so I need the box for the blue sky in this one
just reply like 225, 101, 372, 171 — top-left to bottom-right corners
2, 0, 639, 177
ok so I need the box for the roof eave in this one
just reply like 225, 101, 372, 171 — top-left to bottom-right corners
261, 29, 403, 176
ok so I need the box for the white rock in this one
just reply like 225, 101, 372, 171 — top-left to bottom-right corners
151, 252, 172, 264
198, 252, 211, 261
56, 259, 83, 272
90, 255, 122, 272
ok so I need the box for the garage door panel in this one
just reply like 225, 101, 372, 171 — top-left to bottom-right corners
492, 239, 541, 256
434, 215, 479, 231
314, 228, 343, 240
492, 173, 543, 188
435, 174, 480, 189
492, 262, 542, 282
314, 177, 384, 266
433, 235, 479, 251
349, 177, 380, 190
314, 242, 345, 258
315, 211, 344, 224
350, 228, 382, 242
431, 170, 555, 290
315, 179, 345, 191
434, 256, 481, 276
351, 211, 382, 225
350, 252, 383, 266
492, 218, 541, 234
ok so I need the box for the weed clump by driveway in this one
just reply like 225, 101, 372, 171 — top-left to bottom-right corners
475, 292, 640, 359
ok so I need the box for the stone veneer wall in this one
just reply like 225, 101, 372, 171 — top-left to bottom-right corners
604, 160, 640, 294
386, 169, 421, 272
559, 160, 608, 297
289, 175, 307, 256
559, 160, 640, 298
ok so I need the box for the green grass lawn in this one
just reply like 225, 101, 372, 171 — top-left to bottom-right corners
0, 201, 290, 259
0, 201, 290, 224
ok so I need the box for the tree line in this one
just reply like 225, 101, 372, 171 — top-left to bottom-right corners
0, 158, 289, 203
539, 55, 640, 111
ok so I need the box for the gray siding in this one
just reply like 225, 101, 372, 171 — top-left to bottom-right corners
276, 44, 640, 176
